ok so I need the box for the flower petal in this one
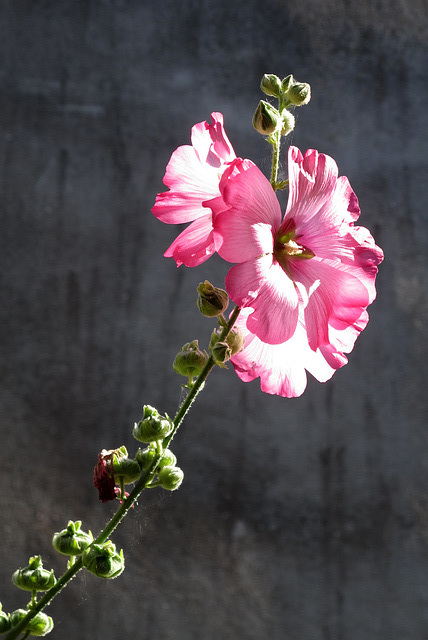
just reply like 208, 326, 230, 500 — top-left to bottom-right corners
226, 256, 299, 344
164, 214, 215, 267
152, 146, 222, 224
191, 112, 236, 165
212, 160, 281, 261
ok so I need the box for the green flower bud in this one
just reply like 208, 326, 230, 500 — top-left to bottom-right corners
210, 340, 232, 365
281, 74, 294, 93
158, 448, 177, 469
135, 445, 157, 470
52, 521, 93, 557
111, 446, 142, 484
12, 557, 56, 592
286, 81, 311, 106
10, 609, 54, 637
281, 109, 295, 136
260, 73, 282, 97
133, 406, 174, 443
225, 326, 245, 355
173, 340, 208, 379
158, 465, 184, 491
197, 280, 229, 317
210, 326, 245, 358
0, 605, 11, 633
253, 100, 281, 135
82, 541, 125, 579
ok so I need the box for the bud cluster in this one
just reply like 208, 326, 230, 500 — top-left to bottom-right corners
137, 443, 184, 491
253, 73, 311, 138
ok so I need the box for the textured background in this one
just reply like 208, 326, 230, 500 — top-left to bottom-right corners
1, 1, 427, 639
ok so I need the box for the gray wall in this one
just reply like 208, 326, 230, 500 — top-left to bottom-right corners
1, 1, 427, 639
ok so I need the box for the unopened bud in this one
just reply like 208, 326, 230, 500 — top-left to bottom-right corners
225, 326, 245, 355
158, 465, 184, 491
135, 445, 157, 470
158, 448, 177, 469
286, 81, 311, 106
0, 605, 11, 634
281, 74, 294, 93
12, 557, 56, 592
82, 541, 124, 579
52, 521, 93, 557
133, 406, 174, 443
197, 280, 229, 317
10, 609, 54, 637
281, 110, 295, 136
210, 340, 232, 365
173, 340, 208, 379
210, 326, 245, 358
253, 100, 281, 135
111, 446, 141, 484
260, 73, 282, 97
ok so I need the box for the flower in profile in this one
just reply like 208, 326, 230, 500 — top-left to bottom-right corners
212, 147, 383, 396
93, 450, 116, 502
152, 112, 236, 267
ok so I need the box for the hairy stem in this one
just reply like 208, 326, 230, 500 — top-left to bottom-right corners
5, 306, 241, 640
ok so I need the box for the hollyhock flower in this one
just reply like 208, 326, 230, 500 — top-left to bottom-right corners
152, 112, 236, 267
212, 147, 383, 396
230, 307, 368, 397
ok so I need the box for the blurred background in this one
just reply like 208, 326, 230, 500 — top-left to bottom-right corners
1, 1, 427, 638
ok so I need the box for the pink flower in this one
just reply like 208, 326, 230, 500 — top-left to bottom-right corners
212, 147, 383, 397
152, 112, 236, 267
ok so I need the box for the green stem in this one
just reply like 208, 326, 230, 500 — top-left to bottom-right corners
270, 130, 281, 190
5, 306, 241, 640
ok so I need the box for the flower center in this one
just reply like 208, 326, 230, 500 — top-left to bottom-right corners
273, 219, 315, 274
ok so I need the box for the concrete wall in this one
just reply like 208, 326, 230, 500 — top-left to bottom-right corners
0, 1, 427, 638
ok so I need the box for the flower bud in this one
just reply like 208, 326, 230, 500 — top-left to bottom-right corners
158, 448, 177, 469
12, 557, 56, 592
158, 465, 184, 491
197, 280, 229, 317
10, 610, 54, 637
82, 541, 125, 579
225, 326, 245, 355
52, 521, 93, 557
210, 340, 232, 365
252, 100, 281, 135
0, 605, 11, 633
281, 109, 295, 136
210, 326, 245, 358
133, 406, 174, 443
281, 74, 294, 93
260, 73, 282, 97
111, 446, 142, 484
173, 340, 208, 379
135, 445, 157, 470
286, 81, 311, 106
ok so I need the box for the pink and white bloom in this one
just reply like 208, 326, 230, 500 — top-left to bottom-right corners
152, 112, 236, 267
211, 147, 383, 397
